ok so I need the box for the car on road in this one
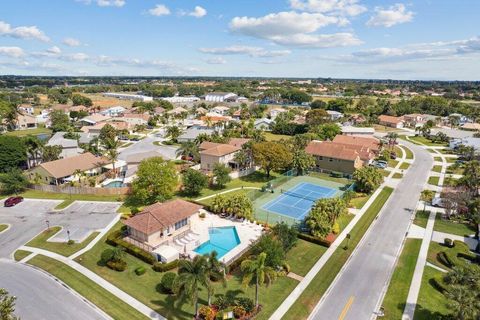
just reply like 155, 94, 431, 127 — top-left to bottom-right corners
4, 196, 24, 207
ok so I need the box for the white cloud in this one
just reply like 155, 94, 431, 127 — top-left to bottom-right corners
229, 11, 360, 48
0, 46, 25, 58
290, 0, 367, 16
63, 37, 81, 47
199, 45, 291, 58
61, 52, 90, 61
184, 6, 207, 18
148, 4, 171, 16
0, 21, 49, 42
77, 0, 125, 7
46, 46, 62, 55
205, 57, 226, 64
367, 3, 413, 28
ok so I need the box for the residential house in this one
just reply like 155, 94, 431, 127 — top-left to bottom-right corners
119, 113, 150, 126
461, 123, 480, 131
403, 114, 428, 128
348, 114, 367, 125
205, 92, 238, 102
326, 110, 343, 121
195, 107, 208, 116
18, 104, 34, 115
378, 115, 404, 128
254, 118, 273, 131
16, 114, 37, 129
81, 121, 131, 135
177, 126, 216, 143
211, 106, 230, 116
341, 126, 375, 137
200, 114, 231, 128
103, 92, 153, 102
269, 107, 287, 119
154, 107, 165, 115
123, 199, 203, 262
101, 106, 126, 117
199, 140, 246, 171
28, 152, 112, 185
79, 114, 111, 126
168, 107, 188, 117
305, 141, 364, 175
332, 135, 380, 155
46, 132, 84, 158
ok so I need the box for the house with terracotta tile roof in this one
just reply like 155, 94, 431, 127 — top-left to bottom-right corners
199, 139, 249, 171
123, 199, 202, 262
378, 115, 404, 128
332, 135, 381, 155
15, 114, 37, 129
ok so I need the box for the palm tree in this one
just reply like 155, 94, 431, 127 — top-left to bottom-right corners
24, 135, 44, 169
385, 132, 398, 150
101, 138, 120, 178
174, 256, 209, 317
176, 141, 200, 162
166, 125, 182, 143
445, 285, 478, 320
194, 133, 210, 145
4, 104, 20, 131
234, 149, 250, 170
240, 252, 277, 308
204, 251, 226, 306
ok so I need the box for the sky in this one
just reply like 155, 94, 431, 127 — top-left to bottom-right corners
0, 0, 480, 80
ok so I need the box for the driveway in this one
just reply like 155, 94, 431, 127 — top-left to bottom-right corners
0, 259, 107, 320
309, 141, 433, 320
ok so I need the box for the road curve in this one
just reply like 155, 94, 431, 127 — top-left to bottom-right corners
308, 141, 433, 320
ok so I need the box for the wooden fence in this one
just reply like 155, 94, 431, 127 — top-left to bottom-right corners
28, 184, 131, 196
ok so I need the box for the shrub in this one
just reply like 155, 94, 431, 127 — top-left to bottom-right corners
431, 273, 447, 293
444, 238, 453, 248
282, 261, 291, 273
199, 212, 206, 219
198, 305, 216, 320
331, 171, 343, 178
100, 249, 114, 263
153, 260, 178, 272
107, 259, 127, 271
106, 230, 156, 265
135, 266, 146, 276
213, 295, 230, 310
332, 222, 340, 234
160, 272, 177, 294
235, 297, 255, 313
298, 232, 333, 247
130, 207, 140, 215
67, 239, 75, 245
233, 306, 246, 319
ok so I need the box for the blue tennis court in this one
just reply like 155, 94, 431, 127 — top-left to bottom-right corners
262, 182, 338, 220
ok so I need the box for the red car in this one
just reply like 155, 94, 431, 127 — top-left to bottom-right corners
4, 196, 24, 207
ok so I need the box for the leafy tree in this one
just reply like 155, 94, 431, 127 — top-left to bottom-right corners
353, 166, 384, 194
271, 222, 298, 252
420, 190, 435, 211
210, 193, 253, 220
42, 145, 62, 162
0, 136, 26, 172
49, 109, 71, 132
0, 288, 19, 320
130, 157, 178, 205
212, 163, 231, 188
306, 198, 347, 238
241, 252, 277, 308
99, 123, 117, 142
310, 123, 341, 141
0, 169, 28, 194
291, 149, 315, 175
166, 125, 182, 142
457, 144, 475, 161
310, 100, 327, 109
182, 169, 208, 196
174, 256, 209, 317
69, 110, 88, 121
306, 109, 330, 127
71, 94, 93, 107
252, 141, 292, 177
251, 234, 285, 268
459, 160, 480, 196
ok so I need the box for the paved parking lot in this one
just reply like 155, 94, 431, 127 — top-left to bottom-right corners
0, 199, 120, 257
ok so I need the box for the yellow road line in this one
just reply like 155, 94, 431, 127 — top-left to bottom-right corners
338, 296, 355, 320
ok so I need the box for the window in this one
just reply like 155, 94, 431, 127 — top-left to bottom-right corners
175, 218, 188, 230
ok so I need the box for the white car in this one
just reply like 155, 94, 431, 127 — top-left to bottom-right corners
432, 197, 444, 208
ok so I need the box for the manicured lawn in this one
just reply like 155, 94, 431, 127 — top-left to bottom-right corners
428, 176, 440, 186
286, 239, 327, 277
283, 187, 394, 320
76, 222, 301, 320
446, 165, 464, 175
388, 159, 399, 168
380, 169, 390, 177
394, 146, 403, 158
382, 239, 422, 320
402, 146, 414, 160
443, 176, 459, 186
26, 227, 100, 257
0, 224, 8, 233
408, 136, 448, 147
392, 172, 403, 179
413, 266, 451, 320
426, 241, 449, 270
399, 162, 410, 170
20, 189, 124, 204
196, 189, 252, 206
308, 172, 351, 185
434, 156, 442, 162
433, 216, 476, 237
4, 126, 52, 137
264, 132, 291, 141
445, 157, 457, 163
14, 249, 31, 261
349, 193, 372, 209
413, 211, 430, 229
28, 255, 149, 320
437, 148, 455, 155
431, 165, 443, 173
55, 199, 75, 209
337, 212, 354, 232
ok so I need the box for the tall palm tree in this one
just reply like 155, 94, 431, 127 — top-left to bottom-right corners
101, 138, 120, 178
24, 135, 44, 169
240, 252, 277, 308
4, 104, 20, 131
176, 141, 200, 162
446, 285, 478, 320
204, 251, 226, 306
194, 133, 210, 145
385, 132, 398, 150
174, 256, 209, 317
166, 125, 182, 143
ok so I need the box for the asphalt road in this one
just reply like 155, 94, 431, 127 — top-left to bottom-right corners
0, 260, 106, 320
118, 133, 178, 161
309, 141, 433, 320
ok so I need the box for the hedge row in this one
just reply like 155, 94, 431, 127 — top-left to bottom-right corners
106, 229, 156, 265
153, 260, 178, 272
298, 232, 333, 248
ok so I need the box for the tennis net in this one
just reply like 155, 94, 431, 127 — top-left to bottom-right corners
281, 190, 319, 202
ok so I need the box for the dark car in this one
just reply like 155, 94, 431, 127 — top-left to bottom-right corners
4, 196, 24, 207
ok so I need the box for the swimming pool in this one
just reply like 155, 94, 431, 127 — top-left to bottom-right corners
194, 226, 241, 258
102, 179, 125, 188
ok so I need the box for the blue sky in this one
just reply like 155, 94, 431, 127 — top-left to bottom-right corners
0, 0, 479, 80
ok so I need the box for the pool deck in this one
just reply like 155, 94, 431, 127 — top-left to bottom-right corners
189, 212, 263, 264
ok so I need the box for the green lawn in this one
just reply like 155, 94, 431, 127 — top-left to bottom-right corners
403, 146, 414, 160
433, 156, 442, 162
426, 241, 448, 270
26, 227, 100, 257
413, 266, 451, 320
196, 189, 252, 206
382, 239, 422, 320
283, 187, 394, 320
394, 146, 403, 158
392, 172, 403, 179
427, 176, 440, 186
307, 172, 351, 185
413, 211, 430, 229
4, 126, 52, 137
443, 176, 459, 186
399, 162, 410, 170
264, 132, 291, 141
14, 249, 31, 261
388, 159, 399, 168
28, 255, 149, 320
286, 239, 327, 277
433, 216, 476, 237
0, 224, 8, 233
437, 148, 455, 155
76, 222, 300, 320
408, 136, 448, 147
446, 165, 464, 175
20, 189, 124, 203
445, 157, 457, 163
431, 165, 443, 173
349, 193, 372, 209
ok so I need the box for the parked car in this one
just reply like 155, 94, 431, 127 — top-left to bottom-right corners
432, 197, 444, 208
4, 196, 24, 207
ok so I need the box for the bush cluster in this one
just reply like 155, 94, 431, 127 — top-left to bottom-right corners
298, 232, 333, 247
106, 229, 156, 265
159, 272, 177, 294
107, 260, 127, 272
153, 260, 179, 272
135, 266, 146, 276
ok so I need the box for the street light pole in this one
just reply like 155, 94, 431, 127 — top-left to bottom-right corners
45, 220, 50, 231
67, 230, 70, 242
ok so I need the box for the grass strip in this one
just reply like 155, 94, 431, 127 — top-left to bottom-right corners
28, 255, 149, 320
14, 249, 32, 261
283, 187, 393, 320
